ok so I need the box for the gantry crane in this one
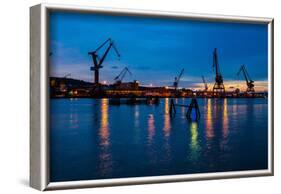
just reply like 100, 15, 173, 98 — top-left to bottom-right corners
212, 48, 225, 95
63, 73, 71, 78
88, 38, 120, 85
114, 67, 132, 84
201, 76, 208, 91
237, 64, 255, 92
173, 68, 184, 90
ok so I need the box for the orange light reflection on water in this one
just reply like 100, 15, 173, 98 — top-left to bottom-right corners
98, 98, 112, 176
99, 98, 110, 146
223, 98, 229, 139
206, 99, 214, 139
162, 98, 171, 162
163, 98, 171, 137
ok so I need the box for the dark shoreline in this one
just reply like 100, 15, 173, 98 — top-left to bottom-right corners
50, 95, 267, 99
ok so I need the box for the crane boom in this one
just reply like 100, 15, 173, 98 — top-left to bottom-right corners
173, 68, 184, 90
237, 64, 254, 92
63, 73, 71, 78
237, 65, 249, 84
177, 69, 184, 82
93, 38, 111, 53
114, 67, 132, 82
202, 76, 208, 91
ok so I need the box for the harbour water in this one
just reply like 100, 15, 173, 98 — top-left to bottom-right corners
50, 98, 268, 182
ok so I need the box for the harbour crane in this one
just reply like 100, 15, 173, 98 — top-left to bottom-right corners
237, 64, 255, 92
88, 38, 120, 85
63, 73, 71, 78
212, 48, 225, 95
114, 67, 132, 84
201, 76, 208, 91
173, 68, 184, 90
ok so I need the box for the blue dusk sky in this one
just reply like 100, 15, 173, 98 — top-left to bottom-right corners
49, 11, 268, 91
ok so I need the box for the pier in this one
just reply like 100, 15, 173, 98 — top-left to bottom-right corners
169, 98, 201, 120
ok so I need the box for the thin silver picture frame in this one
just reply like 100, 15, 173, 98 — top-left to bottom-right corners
30, 3, 274, 191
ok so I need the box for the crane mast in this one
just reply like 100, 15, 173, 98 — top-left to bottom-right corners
88, 38, 120, 85
237, 64, 255, 92
212, 48, 225, 95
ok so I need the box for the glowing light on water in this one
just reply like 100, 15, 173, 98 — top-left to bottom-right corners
134, 105, 140, 128
189, 121, 200, 162
191, 122, 198, 149
99, 98, 110, 146
223, 98, 229, 139
206, 99, 214, 138
148, 114, 155, 144
163, 98, 171, 137
69, 113, 79, 129
163, 98, 172, 162
98, 98, 112, 176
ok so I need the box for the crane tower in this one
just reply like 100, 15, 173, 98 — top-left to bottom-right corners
88, 38, 120, 85
212, 48, 225, 96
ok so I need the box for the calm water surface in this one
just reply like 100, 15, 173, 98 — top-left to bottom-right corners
50, 98, 268, 182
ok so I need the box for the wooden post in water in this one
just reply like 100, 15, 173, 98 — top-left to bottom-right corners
186, 98, 201, 120
169, 99, 176, 116
155, 97, 160, 105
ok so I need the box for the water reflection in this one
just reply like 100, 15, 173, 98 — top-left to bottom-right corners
98, 98, 112, 176
206, 99, 214, 139
69, 113, 79, 129
50, 98, 268, 181
163, 98, 171, 137
99, 99, 110, 146
190, 122, 198, 150
162, 98, 172, 162
189, 122, 200, 162
147, 114, 155, 144
69, 102, 79, 129
222, 98, 229, 139
134, 105, 140, 128
232, 99, 238, 118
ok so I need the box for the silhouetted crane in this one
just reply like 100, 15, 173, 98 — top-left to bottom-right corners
212, 48, 225, 95
237, 64, 255, 92
114, 67, 132, 84
63, 73, 71, 78
88, 38, 120, 85
202, 76, 208, 91
173, 68, 184, 90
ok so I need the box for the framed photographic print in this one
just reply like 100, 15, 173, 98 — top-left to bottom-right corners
30, 3, 274, 191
